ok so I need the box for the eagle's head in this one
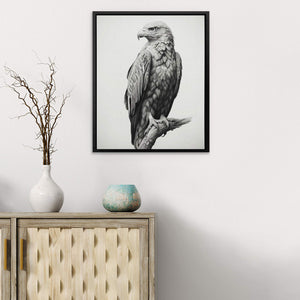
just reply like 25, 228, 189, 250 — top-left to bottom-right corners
137, 21, 174, 43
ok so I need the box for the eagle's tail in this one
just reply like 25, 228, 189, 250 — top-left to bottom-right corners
130, 105, 147, 149
130, 114, 138, 146
124, 90, 129, 110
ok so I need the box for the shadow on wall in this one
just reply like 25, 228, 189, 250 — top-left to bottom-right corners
0, 178, 20, 211
155, 203, 300, 300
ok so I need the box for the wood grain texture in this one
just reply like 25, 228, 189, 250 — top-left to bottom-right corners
19, 219, 148, 229
128, 228, 140, 300
94, 228, 106, 299
12, 216, 154, 299
23, 225, 144, 300
49, 228, 61, 300
0, 212, 154, 219
149, 217, 155, 300
140, 228, 149, 299
1, 223, 11, 300
71, 228, 84, 298
117, 228, 129, 300
10, 218, 16, 300
59, 229, 72, 299
26, 228, 38, 299
18, 227, 26, 300
106, 228, 118, 300
83, 229, 95, 300
36, 229, 49, 299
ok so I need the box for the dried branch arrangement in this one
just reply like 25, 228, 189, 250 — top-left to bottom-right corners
5, 59, 69, 165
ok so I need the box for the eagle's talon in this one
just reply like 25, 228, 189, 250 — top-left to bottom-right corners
145, 113, 159, 135
158, 115, 170, 129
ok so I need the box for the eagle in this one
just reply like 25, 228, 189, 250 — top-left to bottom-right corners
124, 21, 182, 149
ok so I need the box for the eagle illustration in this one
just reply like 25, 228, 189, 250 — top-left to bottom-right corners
124, 21, 182, 149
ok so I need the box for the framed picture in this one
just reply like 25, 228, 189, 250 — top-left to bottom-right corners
93, 11, 209, 152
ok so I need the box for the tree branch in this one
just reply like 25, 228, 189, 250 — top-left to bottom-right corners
137, 117, 191, 150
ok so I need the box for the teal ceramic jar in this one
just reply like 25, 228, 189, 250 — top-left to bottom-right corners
103, 185, 141, 212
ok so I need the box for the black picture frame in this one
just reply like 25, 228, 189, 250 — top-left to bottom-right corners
93, 11, 209, 152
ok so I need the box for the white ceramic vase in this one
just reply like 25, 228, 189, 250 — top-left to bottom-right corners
29, 165, 64, 212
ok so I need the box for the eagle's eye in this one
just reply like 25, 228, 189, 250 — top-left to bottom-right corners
148, 26, 158, 31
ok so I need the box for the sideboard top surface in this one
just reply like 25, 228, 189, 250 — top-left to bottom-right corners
0, 212, 155, 219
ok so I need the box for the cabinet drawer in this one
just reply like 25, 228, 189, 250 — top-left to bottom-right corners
18, 219, 149, 300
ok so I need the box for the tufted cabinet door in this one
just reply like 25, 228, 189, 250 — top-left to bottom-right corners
17, 219, 149, 300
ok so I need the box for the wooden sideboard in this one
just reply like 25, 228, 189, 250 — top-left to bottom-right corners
0, 212, 155, 300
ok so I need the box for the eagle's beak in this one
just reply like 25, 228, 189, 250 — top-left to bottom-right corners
137, 29, 147, 40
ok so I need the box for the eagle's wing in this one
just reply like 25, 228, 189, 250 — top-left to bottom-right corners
124, 50, 152, 144
125, 50, 152, 115
173, 52, 182, 99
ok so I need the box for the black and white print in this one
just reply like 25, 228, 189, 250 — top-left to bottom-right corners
93, 12, 209, 152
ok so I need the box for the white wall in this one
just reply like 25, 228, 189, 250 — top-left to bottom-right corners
0, 0, 300, 299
